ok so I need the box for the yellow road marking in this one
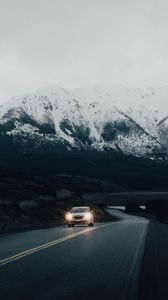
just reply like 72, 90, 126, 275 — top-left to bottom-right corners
0, 223, 112, 267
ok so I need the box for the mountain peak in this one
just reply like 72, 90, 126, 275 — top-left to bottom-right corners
0, 83, 168, 160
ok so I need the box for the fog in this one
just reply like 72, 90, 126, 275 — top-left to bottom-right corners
0, 0, 168, 103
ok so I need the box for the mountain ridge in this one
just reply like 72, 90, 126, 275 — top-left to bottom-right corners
0, 83, 168, 161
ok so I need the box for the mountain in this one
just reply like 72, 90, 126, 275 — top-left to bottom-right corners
0, 83, 168, 162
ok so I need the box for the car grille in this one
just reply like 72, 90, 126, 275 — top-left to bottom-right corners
74, 216, 83, 220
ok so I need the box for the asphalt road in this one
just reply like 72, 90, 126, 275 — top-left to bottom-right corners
0, 211, 167, 300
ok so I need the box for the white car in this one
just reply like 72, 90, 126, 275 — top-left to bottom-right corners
66, 206, 94, 227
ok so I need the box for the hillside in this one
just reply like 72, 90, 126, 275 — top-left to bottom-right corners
0, 84, 168, 159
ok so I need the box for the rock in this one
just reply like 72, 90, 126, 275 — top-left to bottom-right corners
56, 189, 73, 200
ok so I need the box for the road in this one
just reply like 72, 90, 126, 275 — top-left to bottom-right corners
0, 211, 167, 300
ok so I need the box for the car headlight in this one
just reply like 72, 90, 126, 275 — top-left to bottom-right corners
84, 212, 91, 221
66, 213, 73, 221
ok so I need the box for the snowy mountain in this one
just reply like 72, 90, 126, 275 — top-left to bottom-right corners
0, 83, 168, 160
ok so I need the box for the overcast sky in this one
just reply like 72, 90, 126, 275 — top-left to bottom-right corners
0, 0, 168, 103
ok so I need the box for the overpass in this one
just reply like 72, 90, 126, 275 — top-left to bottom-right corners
82, 191, 168, 206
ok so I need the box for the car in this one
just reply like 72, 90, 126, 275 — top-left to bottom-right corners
65, 206, 94, 227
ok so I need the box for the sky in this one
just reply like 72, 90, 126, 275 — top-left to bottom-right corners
0, 0, 168, 103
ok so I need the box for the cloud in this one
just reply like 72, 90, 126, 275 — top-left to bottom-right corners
0, 0, 168, 102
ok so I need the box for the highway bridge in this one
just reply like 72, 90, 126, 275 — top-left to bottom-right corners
82, 192, 168, 206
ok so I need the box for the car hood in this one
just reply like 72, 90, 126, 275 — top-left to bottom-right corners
71, 213, 86, 216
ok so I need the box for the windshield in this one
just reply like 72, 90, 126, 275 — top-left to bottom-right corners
70, 207, 90, 213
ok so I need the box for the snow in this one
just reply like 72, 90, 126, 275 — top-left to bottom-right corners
1, 83, 168, 157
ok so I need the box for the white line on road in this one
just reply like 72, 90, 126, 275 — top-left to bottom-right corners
126, 222, 148, 300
